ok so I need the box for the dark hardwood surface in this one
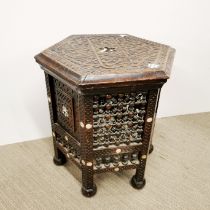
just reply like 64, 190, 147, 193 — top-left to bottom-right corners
35, 34, 175, 197
35, 34, 175, 89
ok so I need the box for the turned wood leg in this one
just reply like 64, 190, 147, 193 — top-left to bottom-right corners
81, 167, 97, 197
131, 155, 146, 189
53, 147, 67, 165
149, 144, 154, 154
52, 134, 66, 165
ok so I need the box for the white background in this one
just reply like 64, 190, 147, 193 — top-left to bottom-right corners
0, 0, 210, 145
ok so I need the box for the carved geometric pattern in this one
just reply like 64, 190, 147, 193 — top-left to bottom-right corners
56, 135, 81, 160
135, 158, 146, 182
53, 129, 143, 173
47, 76, 159, 182
92, 91, 148, 149
149, 89, 161, 147
134, 89, 159, 182
44, 73, 55, 125
141, 89, 159, 153
42, 34, 172, 76
53, 78, 74, 133
78, 94, 95, 190
93, 152, 139, 171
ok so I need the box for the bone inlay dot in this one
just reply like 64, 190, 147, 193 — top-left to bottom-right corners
147, 117, 153, 123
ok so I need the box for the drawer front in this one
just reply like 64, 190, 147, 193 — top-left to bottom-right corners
51, 77, 79, 140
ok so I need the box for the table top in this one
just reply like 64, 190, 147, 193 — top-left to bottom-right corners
35, 34, 175, 87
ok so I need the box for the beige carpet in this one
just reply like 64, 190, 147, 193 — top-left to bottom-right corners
0, 113, 210, 210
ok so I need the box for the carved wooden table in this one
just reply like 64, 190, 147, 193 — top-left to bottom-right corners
35, 34, 175, 197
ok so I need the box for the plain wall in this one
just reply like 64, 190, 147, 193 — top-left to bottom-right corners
1, 0, 210, 145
